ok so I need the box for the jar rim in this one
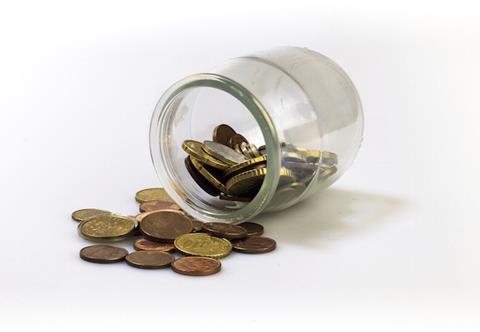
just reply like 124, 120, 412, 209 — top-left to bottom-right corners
150, 73, 281, 223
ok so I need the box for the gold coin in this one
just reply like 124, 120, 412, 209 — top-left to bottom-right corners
135, 188, 173, 203
78, 214, 135, 241
174, 233, 232, 259
189, 156, 227, 193
319, 165, 337, 179
226, 167, 295, 197
301, 150, 338, 165
182, 140, 229, 170
321, 151, 338, 166
71, 209, 111, 222
224, 155, 267, 178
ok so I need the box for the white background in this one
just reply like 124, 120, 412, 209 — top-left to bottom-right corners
1, 0, 479, 330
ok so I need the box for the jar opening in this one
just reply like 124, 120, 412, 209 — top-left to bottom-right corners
150, 73, 281, 223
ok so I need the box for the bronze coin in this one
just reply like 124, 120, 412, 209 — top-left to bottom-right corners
133, 238, 176, 252
202, 222, 248, 240
213, 124, 237, 146
224, 155, 267, 178
232, 236, 276, 254
171, 256, 221, 276
238, 222, 264, 236
125, 251, 175, 269
79, 245, 128, 263
139, 210, 193, 242
227, 133, 249, 149
139, 200, 181, 213
184, 157, 220, 196
191, 219, 204, 232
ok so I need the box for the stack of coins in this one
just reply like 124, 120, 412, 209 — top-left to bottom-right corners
182, 124, 338, 202
72, 188, 276, 276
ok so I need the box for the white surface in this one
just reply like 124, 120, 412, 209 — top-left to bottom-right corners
1, 1, 479, 330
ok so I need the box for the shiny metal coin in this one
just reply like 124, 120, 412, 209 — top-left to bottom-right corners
202, 140, 246, 166
182, 140, 229, 170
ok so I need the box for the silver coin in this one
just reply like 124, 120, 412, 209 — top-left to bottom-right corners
202, 140, 247, 165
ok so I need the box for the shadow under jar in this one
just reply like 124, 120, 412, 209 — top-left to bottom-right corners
150, 46, 364, 224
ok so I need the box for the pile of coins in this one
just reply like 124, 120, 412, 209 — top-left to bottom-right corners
72, 188, 276, 276
182, 124, 338, 202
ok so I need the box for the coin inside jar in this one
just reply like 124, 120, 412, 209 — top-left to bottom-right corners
232, 236, 276, 254
79, 245, 128, 263
213, 124, 237, 146
171, 256, 221, 276
139, 210, 193, 242
125, 251, 175, 269
182, 140, 229, 170
190, 156, 228, 193
202, 140, 246, 165
184, 156, 221, 196
226, 167, 295, 197
227, 133, 249, 149
202, 222, 248, 240
224, 155, 267, 178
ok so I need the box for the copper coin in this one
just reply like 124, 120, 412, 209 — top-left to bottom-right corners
133, 237, 176, 252
232, 236, 276, 253
227, 133, 249, 149
79, 245, 128, 263
202, 222, 248, 240
191, 219, 204, 232
71, 208, 111, 222
171, 256, 221, 276
125, 251, 175, 269
184, 157, 220, 196
238, 222, 264, 236
212, 124, 237, 146
139, 200, 181, 213
139, 210, 193, 242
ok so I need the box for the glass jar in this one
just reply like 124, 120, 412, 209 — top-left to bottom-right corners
150, 46, 363, 223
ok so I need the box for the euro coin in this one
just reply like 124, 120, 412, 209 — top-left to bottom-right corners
202, 140, 246, 165
171, 256, 221, 276
190, 156, 227, 193
78, 214, 135, 241
135, 188, 173, 203
184, 156, 221, 196
224, 155, 267, 178
202, 222, 248, 240
139, 200, 181, 213
226, 167, 294, 197
79, 245, 128, 263
227, 133, 249, 149
232, 236, 276, 254
71, 209, 111, 222
174, 233, 232, 259
182, 140, 229, 170
125, 251, 174, 269
212, 124, 237, 146
133, 238, 176, 252
139, 210, 193, 242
